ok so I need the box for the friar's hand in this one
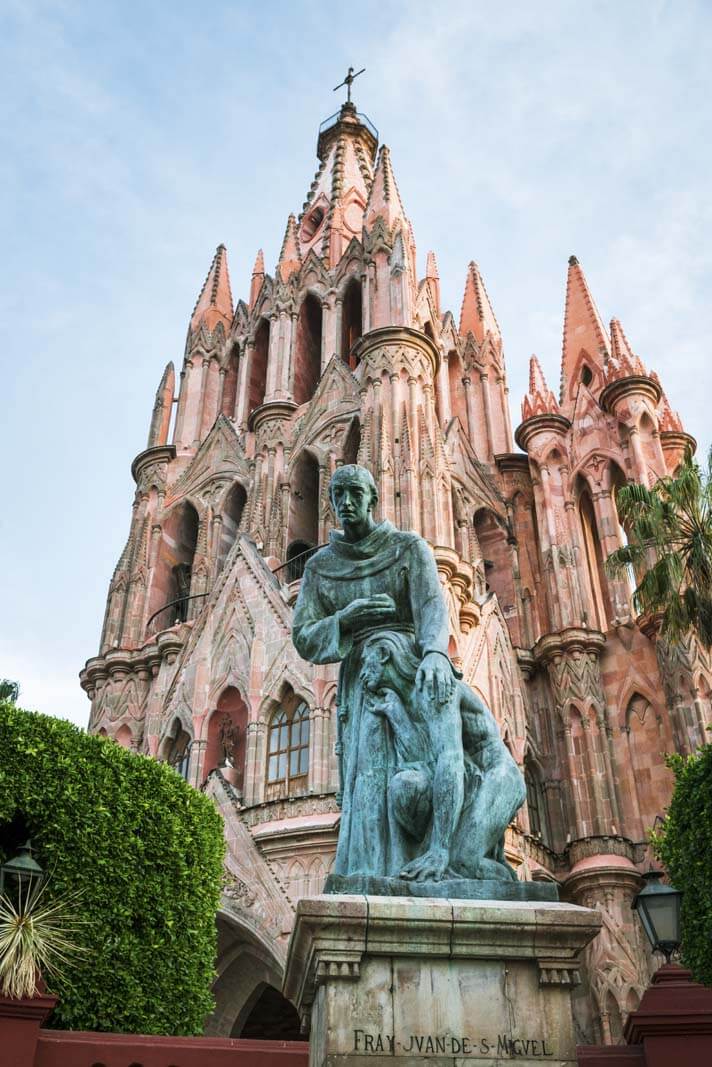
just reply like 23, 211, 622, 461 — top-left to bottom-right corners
338, 595, 396, 634
416, 651, 454, 706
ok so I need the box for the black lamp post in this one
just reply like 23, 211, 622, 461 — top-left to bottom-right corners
0, 840, 45, 898
632, 869, 683, 964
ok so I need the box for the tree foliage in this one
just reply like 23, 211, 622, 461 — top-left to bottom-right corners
655, 746, 712, 986
606, 448, 712, 647
0, 700, 224, 1034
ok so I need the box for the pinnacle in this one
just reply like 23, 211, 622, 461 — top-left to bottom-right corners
426, 251, 439, 279
190, 243, 233, 332
278, 214, 302, 282
609, 317, 645, 377
559, 255, 610, 410
458, 261, 500, 343
249, 249, 265, 308
522, 354, 560, 421
364, 143, 409, 231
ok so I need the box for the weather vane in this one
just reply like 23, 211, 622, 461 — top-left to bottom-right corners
334, 66, 365, 104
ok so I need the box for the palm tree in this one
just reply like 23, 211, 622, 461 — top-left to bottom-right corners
0, 680, 19, 704
606, 448, 712, 648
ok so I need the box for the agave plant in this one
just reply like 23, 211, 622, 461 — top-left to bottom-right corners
606, 447, 712, 648
0, 879, 85, 999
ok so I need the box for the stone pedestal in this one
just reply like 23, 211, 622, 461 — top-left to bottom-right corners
283, 895, 601, 1066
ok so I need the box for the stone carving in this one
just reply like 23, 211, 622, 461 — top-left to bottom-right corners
292, 465, 547, 899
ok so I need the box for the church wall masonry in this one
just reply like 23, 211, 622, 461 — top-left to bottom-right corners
80, 101, 709, 1045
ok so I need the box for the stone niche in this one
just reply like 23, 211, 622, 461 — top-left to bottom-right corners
283, 895, 601, 1067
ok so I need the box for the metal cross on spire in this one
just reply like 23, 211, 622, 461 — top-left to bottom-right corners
333, 66, 365, 104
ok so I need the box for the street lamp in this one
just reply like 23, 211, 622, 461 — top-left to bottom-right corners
0, 840, 45, 898
632, 869, 682, 963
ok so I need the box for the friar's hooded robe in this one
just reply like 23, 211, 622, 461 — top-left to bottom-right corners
292, 520, 450, 877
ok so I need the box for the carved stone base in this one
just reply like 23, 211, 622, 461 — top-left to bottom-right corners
283, 895, 601, 1066
324, 873, 559, 902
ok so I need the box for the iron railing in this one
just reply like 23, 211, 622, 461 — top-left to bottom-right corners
318, 110, 378, 142
145, 592, 209, 634
272, 544, 327, 584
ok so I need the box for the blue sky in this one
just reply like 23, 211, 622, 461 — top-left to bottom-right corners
2, 0, 711, 726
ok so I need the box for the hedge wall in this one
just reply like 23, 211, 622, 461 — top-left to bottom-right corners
0, 700, 225, 1034
656, 744, 712, 986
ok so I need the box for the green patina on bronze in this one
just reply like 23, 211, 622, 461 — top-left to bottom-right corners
293, 465, 555, 899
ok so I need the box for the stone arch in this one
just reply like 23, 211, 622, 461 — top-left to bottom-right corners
286, 450, 320, 580
148, 499, 200, 632
248, 317, 270, 415
293, 292, 323, 405
207, 910, 294, 1038
203, 686, 249, 791
621, 692, 671, 835
341, 276, 363, 368
217, 481, 247, 573
114, 723, 133, 749
473, 507, 515, 616
159, 715, 192, 780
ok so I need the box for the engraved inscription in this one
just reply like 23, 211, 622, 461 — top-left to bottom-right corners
353, 1028, 556, 1057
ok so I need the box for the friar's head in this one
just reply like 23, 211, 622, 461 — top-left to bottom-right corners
329, 464, 378, 540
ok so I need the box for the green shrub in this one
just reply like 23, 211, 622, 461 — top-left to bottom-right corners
0, 700, 224, 1034
655, 744, 712, 986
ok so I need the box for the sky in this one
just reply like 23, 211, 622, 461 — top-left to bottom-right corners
2, 0, 711, 727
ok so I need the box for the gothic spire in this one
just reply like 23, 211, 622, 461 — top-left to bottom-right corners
560, 255, 610, 410
458, 261, 501, 344
249, 249, 265, 309
147, 361, 175, 448
299, 102, 377, 265
189, 244, 233, 333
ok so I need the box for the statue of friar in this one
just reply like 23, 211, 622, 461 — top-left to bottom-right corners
292, 464, 526, 889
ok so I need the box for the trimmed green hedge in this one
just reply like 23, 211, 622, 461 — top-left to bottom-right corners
0, 701, 225, 1034
656, 744, 712, 986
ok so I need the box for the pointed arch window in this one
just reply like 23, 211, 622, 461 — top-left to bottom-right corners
577, 479, 610, 630
341, 278, 362, 368
267, 703, 310, 796
163, 719, 192, 781
524, 757, 549, 845
293, 294, 323, 405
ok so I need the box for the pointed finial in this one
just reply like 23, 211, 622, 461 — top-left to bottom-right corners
190, 244, 233, 332
569, 254, 579, 266
426, 251, 439, 279
249, 249, 265, 308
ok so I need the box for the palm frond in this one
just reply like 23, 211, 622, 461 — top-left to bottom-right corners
0, 880, 86, 999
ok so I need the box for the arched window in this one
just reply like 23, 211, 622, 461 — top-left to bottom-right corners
341, 278, 362, 368
286, 452, 320, 577
473, 508, 516, 617
148, 500, 199, 632
293, 294, 322, 405
266, 703, 310, 798
221, 345, 239, 418
342, 418, 361, 465
217, 482, 247, 573
249, 318, 270, 415
114, 724, 132, 749
162, 718, 191, 780
524, 757, 549, 845
577, 478, 610, 630
204, 686, 249, 790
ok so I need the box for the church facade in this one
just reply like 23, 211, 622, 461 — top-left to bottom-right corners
80, 100, 709, 1045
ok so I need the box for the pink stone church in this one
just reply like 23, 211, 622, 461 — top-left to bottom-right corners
80, 100, 709, 1045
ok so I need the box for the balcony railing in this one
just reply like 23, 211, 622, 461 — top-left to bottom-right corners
145, 592, 209, 635
272, 545, 326, 584
318, 109, 378, 142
